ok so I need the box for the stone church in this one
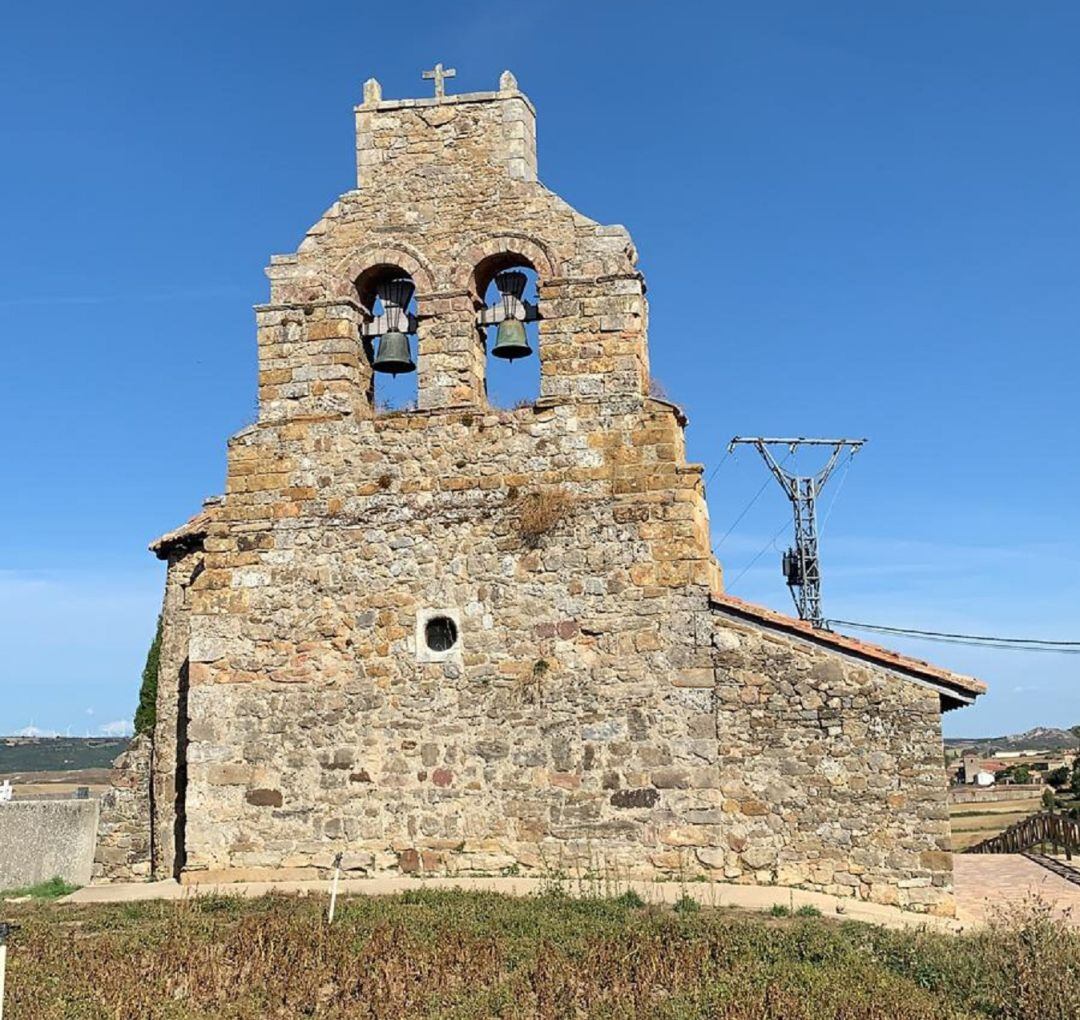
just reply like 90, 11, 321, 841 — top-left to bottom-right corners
95, 70, 984, 915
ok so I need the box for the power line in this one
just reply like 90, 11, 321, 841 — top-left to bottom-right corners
828, 618, 1080, 653
704, 447, 732, 487
713, 450, 792, 551
714, 476, 772, 550
818, 452, 853, 539
726, 518, 791, 592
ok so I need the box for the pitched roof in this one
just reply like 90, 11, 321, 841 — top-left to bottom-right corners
709, 592, 987, 708
149, 507, 215, 559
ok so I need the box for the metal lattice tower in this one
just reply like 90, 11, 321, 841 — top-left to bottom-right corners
728, 437, 866, 628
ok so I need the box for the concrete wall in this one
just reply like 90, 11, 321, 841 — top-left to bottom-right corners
0, 799, 100, 889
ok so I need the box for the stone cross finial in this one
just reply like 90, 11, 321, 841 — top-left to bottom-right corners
422, 62, 456, 98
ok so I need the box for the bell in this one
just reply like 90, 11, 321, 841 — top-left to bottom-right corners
491, 319, 532, 361
373, 330, 415, 375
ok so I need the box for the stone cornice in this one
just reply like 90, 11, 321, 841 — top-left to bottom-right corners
355, 89, 536, 118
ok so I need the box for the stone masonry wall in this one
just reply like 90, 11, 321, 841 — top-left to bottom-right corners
133, 75, 962, 914
710, 611, 953, 912
93, 732, 152, 882
184, 396, 722, 885
151, 547, 202, 879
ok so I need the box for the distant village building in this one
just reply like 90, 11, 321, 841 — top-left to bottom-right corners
956, 749, 1075, 786
94, 70, 986, 915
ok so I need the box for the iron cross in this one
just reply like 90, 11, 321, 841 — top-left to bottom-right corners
422, 62, 456, 98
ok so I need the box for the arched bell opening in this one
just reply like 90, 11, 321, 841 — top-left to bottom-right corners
355, 264, 419, 413
472, 255, 541, 410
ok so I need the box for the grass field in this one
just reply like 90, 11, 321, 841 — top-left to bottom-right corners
0, 737, 128, 773
948, 797, 1044, 851
3, 888, 1079, 1019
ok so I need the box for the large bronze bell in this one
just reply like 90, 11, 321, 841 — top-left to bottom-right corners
491, 319, 532, 361
373, 330, 415, 375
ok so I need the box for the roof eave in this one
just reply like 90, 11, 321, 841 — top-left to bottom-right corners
709, 593, 987, 709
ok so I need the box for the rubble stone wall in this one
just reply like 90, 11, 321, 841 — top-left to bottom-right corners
711, 611, 953, 911
184, 396, 722, 883
93, 732, 152, 882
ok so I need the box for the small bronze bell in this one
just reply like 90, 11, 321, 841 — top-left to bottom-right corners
491, 319, 532, 361
373, 330, 415, 375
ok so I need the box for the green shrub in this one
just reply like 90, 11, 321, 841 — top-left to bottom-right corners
192, 893, 245, 914
614, 889, 645, 909
1046, 766, 1071, 789
770, 903, 791, 917
795, 904, 822, 917
673, 894, 700, 914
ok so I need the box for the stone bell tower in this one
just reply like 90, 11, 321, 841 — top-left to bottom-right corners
259, 67, 650, 419
97, 69, 982, 918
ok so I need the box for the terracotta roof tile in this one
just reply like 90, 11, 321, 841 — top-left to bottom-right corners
710, 592, 987, 702
149, 507, 216, 558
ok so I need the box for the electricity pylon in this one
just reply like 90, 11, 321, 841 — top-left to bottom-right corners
728, 437, 866, 628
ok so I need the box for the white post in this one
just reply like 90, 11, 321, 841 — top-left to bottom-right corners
1, 922, 20, 1020
327, 852, 342, 924
0, 941, 8, 1020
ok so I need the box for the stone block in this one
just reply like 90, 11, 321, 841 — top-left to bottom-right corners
650, 769, 690, 790
609, 788, 659, 809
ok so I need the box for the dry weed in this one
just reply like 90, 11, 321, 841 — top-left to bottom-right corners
515, 488, 571, 547
5, 888, 1080, 1018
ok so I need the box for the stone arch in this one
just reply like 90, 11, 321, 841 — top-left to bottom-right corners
349, 261, 422, 414
330, 241, 437, 304
452, 232, 560, 300
458, 234, 557, 410
353, 262, 415, 315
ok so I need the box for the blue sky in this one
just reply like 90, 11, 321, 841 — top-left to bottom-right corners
1, 2, 1076, 738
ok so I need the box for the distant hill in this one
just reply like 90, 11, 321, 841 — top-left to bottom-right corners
0, 736, 129, 773
945, 726, 1080, 754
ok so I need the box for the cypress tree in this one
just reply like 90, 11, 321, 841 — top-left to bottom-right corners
134, 615, 163, 735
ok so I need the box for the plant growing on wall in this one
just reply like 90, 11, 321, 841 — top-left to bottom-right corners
515, 488, 571, 547
133, 615, 163, 735
521, 658, 550, 705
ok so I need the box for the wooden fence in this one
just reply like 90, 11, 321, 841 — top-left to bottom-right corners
966, 811, 1080, 858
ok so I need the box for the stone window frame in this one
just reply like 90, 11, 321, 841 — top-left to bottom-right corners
415, 607, 463, 664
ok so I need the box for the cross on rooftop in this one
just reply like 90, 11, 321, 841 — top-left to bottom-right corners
422, 62, 456, 98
